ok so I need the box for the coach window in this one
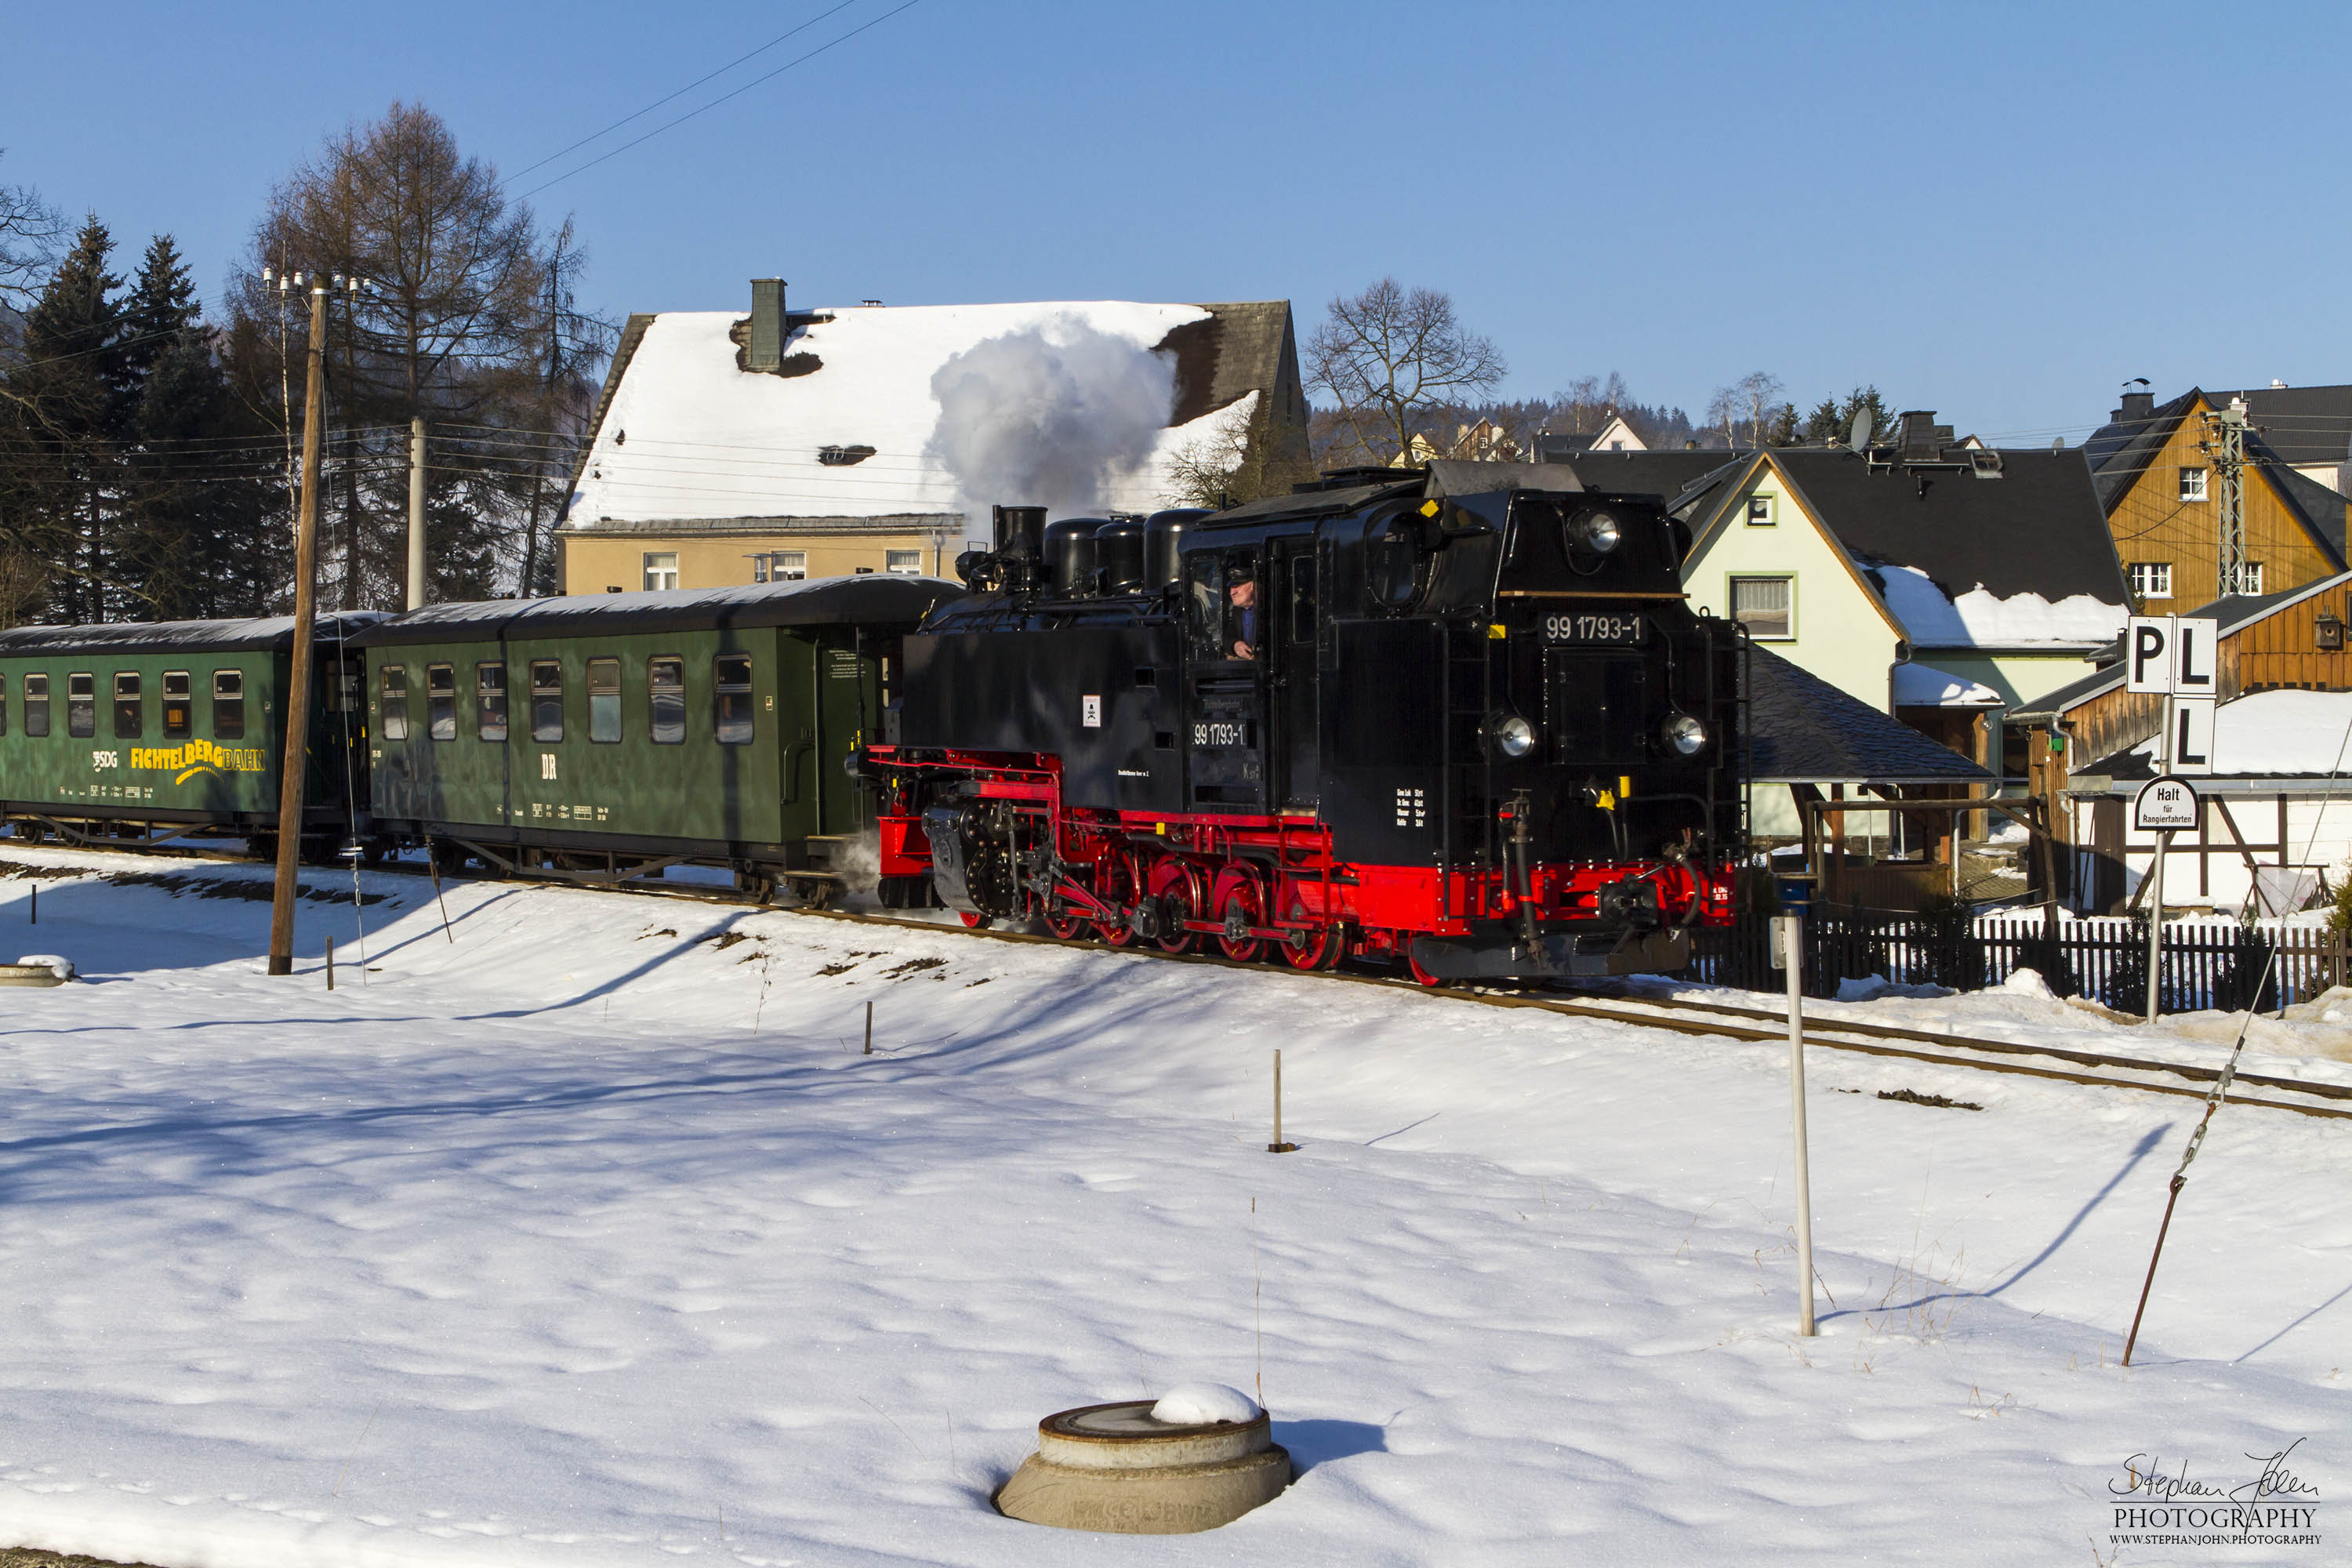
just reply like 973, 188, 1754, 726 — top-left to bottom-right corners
426, 663, 457, 741
476, 662, 507, 742
24, 674, 48, 738
379, 666, 410, 742
713, 655, 753, 744
162, 671, 192, 741
0, 674, 9, 738
531, 660, 564, 742
113, 673, 143, 739
67, 674, 96, 737
588, 658, 622, 743
212, 670, 245, 739
649, 657, 685, 744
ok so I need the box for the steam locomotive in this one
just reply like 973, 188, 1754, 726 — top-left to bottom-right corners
863, 464, 1744, 982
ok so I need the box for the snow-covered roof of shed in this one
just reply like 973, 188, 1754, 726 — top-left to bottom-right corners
563, 301, 1276, 529
349, 575, 963, 648
0, 612, 390, 657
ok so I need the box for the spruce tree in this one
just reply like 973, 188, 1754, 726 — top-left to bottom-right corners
2, 215, 125, 621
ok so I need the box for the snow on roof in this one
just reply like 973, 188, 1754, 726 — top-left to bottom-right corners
566, 303, 1258, 529
1866, 560, 2125, 648
1891, 661, 2005, 707
2122, 689, 2352, 775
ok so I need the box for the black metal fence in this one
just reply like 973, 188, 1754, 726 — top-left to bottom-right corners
1688, 912, 2347, 1014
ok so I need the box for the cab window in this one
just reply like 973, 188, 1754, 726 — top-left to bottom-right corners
713, 655, 753, 744
426, 663, 456, 741
649, 658, 685, 744
162, 670, 191, 740
212, 670, 245, 739
379, 666, 409, 742
531, 660, 564, 742
1183, 554, 1225, 662
1367, 514, 1425, 610
588, 658, 622, 743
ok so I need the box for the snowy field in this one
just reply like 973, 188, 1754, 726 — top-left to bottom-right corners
0, 847, 2341, 1566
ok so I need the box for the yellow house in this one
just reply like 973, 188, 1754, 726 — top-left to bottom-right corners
2083, 386, 2349, 612
558, 282, 1308, 595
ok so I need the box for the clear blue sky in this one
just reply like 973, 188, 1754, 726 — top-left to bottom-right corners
9, 0, 2347, 441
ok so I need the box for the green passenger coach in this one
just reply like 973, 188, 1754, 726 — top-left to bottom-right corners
0, 615, 383, 853
348, 575, 956, 901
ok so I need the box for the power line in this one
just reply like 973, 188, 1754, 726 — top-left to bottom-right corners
514, 0, 927, 200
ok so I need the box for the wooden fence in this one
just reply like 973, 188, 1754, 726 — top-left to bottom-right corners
1687, 913, 2348, 1014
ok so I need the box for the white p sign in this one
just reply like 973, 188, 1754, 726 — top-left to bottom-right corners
2125, 615, 2218, 695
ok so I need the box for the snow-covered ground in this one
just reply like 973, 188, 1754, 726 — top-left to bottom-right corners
0, 848, 2342, 1566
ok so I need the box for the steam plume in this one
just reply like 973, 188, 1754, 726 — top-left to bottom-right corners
927, 316, 1175, 526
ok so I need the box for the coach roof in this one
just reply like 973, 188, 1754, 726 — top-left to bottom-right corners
348, 574, 962, 648
0, 612, 390, 657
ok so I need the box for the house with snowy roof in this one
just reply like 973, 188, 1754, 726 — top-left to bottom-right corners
1668, 413, 2129, 731
558, 281, 1309, 593
2083, 385, 2350, 612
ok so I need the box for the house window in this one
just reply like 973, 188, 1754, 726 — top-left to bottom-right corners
1746, 494, 1776, 526
885, 549, 922, 574
212, 671, 243, 739
2180, 466, 2209, 503
713, 655, 754, 745
774, 551, 807, 581
162, 671, 191, 740
2243, 562, 2264, 595
642, 550, 679, 592
477, 662, 507, 742
649, 657, 685, 744
379, 666, 409, 742
531, 660, 564, 742
113, 672, 142, 739
588, 658, 622, 743
23, 673, 47, 738
426, 663, 457, 741
2130, 561, 2173, 600
1730, 575, 1794, 639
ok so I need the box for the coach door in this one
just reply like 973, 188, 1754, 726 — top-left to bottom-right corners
1272, 539, 1319, 811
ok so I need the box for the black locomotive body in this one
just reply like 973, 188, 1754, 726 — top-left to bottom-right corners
867, 464, 1743, 979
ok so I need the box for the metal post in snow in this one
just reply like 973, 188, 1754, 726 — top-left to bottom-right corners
327, 935, 335, 992
1773, 913, 1818, 1337
2145, 829, 2170, 1021
1268, 1048, 1296, 1153
863, 998, 873, 1055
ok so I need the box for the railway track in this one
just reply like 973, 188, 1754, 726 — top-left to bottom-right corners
16, 839, 2352, 1123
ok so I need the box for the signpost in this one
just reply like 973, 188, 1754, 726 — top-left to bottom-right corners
2133, 776, 2200, 1020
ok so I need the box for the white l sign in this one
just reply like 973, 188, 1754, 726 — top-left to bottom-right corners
2167, 694, 2216, 775
2125, 615, 2220, 695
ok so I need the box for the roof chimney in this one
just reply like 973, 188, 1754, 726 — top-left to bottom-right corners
749, 278, 786, 372
2114, 384, 2154, 423
1897, 409, 1945, 460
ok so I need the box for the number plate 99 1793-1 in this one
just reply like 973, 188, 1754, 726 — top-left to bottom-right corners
1541, 612, 1646, 644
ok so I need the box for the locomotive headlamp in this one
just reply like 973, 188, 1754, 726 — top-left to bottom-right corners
1566, 508, 1624, 555
1489, 713, 1537, 759
1662, 712, 1710, 756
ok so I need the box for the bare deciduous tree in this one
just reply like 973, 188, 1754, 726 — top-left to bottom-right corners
1708, 371, 1786, 449
0, 150, 63, 319
1308, 278, 1505, 468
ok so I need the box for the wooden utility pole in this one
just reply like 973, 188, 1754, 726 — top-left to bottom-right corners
408, 416, 426, 610
268, 278, 329, 975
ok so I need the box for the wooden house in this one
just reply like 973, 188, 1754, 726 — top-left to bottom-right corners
2083, 387, 2349, 612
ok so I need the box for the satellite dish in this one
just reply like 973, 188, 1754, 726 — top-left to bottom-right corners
1847, 407, 1872, 452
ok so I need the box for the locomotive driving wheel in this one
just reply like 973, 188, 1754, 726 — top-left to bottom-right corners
1043, 909, 1087, 941
1094, 852, 1142, 947
1215, 873, 1267, 964
1282, 924, 1346, 971
1149, 858, 1203, 954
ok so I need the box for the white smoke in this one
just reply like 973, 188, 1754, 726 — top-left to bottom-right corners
926, 315, 1176, 526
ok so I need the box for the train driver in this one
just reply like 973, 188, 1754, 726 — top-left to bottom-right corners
1227, 564, 1258, 661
